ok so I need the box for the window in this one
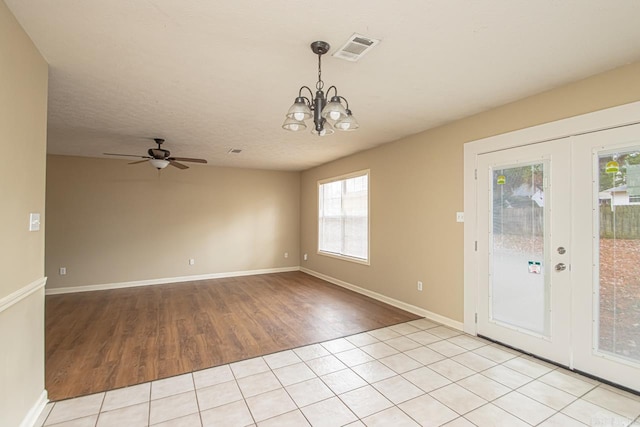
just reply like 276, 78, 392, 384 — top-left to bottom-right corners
318, 170, 369, 263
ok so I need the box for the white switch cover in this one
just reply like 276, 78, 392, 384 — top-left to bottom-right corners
59, 267, 66, 275
189, 258, 195, 265
303, 253, 308, 261
29, 213, 41, 231
456, 212, 464, 223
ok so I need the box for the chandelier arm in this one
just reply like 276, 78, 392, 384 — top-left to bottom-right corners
337, 96, 350, 110
297, 86, 314, 104
325, 86, 338, 99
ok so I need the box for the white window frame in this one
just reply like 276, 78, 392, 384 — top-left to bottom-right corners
317, 169, 370, 265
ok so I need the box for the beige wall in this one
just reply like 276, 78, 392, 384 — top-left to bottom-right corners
45, 155, 300, 289
300, 61, 640, 323
0, 0, 48, 425
0, 2, 48, 296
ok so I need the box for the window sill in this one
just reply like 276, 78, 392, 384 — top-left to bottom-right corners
317, 250, 370, 266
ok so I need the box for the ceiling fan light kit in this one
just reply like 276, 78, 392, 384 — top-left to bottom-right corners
104, 138, 208, 170
149, 159, 170, 169
282, 41, 359, 136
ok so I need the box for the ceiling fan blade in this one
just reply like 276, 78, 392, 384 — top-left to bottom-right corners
169, 160, 189, 170
169, 157, 207, 164
128, 160, 148, 165
104, 153, 149, 159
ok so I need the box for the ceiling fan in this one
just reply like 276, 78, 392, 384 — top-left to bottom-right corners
104, 138, 207, 170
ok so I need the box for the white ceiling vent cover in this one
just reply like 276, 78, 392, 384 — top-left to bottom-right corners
332, 34, 380, 62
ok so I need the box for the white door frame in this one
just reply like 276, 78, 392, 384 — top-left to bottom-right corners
463, 100, 640, 341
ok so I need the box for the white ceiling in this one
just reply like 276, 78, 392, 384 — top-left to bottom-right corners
7, 0, 640, 171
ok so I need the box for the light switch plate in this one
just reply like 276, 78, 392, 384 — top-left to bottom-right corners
29, 213, 41, 231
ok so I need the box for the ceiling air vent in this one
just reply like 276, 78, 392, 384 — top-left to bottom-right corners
227, 148, 242, 154
332, 34, 380, 62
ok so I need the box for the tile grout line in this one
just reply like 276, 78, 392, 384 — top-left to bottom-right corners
229, 358, 258, 426
265, 353, 312, 426
190, 373, 204, 427
93, 392, 105, 427
147, 381, 152, 427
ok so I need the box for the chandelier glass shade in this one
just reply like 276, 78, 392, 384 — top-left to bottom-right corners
282, 41, 359, 136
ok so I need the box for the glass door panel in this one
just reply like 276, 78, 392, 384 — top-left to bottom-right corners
572, 125, 640, 392
596, 149, 640, 364
490, 163, 548, 336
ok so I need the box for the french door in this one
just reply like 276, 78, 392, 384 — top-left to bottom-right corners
476, 124, 640, 391
477, 140, 572, 365
571, 125, 640, 391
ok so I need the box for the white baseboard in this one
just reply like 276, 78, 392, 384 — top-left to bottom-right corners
20, 390, 48, 427
45, 267, 300, 295
300, 267, 463, 331
0, 277, 47, 314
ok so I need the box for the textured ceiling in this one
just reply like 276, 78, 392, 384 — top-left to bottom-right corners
6, 0, 640, 171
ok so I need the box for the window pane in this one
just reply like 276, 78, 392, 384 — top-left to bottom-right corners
490, 163, 548, 336
597, 149, 640, 363
321, 181, 342, 216
319, 217, 342, 254
318, 172, 369, 261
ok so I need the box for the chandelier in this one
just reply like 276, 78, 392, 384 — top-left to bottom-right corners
282, 41, 359, 136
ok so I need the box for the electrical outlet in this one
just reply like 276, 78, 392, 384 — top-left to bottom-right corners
284, 252, 289, 258
189, 258, 195, 265
303, 253, 308, 261
417, 281, 423, 291
59, 267, 66, 275
456, 212, 464, 222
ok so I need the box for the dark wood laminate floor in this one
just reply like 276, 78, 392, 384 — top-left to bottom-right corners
45, 271, 420, 400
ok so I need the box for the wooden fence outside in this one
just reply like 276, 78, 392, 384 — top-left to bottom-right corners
600, 205, 640, 239
493, 205, 640, 239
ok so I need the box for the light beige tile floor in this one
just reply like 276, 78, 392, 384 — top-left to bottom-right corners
36, 319, 640, 427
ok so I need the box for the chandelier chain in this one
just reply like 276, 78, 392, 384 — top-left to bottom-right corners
316, 53, 324, 91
